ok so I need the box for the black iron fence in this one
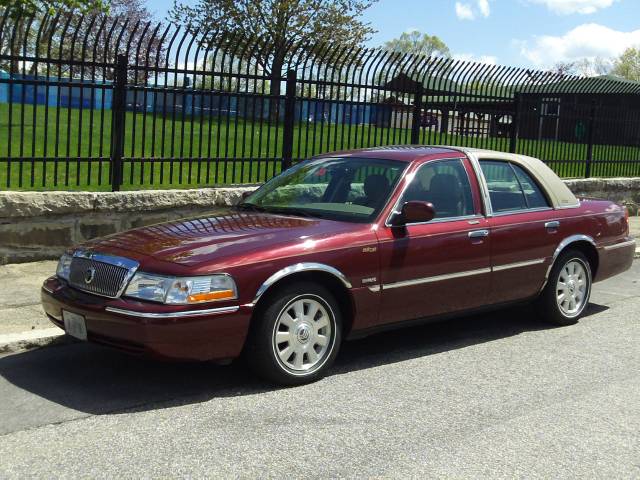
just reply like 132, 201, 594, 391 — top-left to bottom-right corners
1, 9, 640, 191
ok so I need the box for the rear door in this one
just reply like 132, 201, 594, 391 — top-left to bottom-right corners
480, 160, 560, 303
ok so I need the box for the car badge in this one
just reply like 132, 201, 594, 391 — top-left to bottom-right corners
84, 267, 96, 284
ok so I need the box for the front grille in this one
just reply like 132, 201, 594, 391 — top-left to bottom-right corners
68, 257, 130, 298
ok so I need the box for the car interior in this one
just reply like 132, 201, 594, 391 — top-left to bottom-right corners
400, 161, 473, 219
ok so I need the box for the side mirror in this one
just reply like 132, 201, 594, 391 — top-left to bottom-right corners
390, 201, 436, 226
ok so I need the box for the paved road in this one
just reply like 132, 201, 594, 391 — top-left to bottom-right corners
1, 263, 638, 478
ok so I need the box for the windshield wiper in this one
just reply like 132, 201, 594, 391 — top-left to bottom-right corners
238, 203, 324, 219
236, 202, 266, 212
266, 207, 324, 219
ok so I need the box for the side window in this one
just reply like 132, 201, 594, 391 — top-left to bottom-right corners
480, 160, 549, 213
511, 164, 549, 209
399, 159, 474, 219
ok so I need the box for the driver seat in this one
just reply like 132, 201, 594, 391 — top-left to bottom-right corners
354, 174, 390, 209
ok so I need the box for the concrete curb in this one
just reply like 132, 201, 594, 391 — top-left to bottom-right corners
0, 327, 69, 354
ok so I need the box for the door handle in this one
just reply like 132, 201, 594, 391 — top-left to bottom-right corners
545, 221, 560, 229
468, 229, 489, 239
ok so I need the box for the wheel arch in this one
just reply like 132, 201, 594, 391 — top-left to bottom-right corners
251, 263, 355, 335
547, 234, 600, 282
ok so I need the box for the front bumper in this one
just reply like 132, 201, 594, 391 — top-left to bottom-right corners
41, 276, 253, 361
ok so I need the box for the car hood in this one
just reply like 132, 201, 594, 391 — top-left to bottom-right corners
82, 209, 356, 268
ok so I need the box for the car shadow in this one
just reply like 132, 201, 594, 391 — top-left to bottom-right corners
0, 302, 609, 418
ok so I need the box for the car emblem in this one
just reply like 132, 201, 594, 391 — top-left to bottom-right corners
84, 267, 96, 284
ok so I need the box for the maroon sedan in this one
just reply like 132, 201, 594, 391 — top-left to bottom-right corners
41, 147, 636, 385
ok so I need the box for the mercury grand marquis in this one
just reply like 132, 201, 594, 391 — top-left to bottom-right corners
41, 146, 636, 384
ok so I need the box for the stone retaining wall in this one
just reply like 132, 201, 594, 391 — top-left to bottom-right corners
1, 178, 638, 265
564, 178, 640, 211
0, 187, 257, 264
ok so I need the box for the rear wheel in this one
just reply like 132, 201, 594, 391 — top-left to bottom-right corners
536, 250, 592, 325
245, 282, 342, 385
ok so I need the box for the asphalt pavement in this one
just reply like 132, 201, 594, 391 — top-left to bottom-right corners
0, 261, 638, 478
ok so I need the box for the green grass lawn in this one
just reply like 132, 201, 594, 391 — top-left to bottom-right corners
1, 103, 639, 191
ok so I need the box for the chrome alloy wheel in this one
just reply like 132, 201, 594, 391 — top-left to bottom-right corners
556, 259, 589, 317
272, 296, 334, 374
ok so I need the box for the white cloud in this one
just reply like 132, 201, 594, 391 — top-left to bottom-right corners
454, 53, 498, 65
478, 0, 491, 17
455, 2, 475, 20
517, 23, 640, 67
455, 1, 491, 21
527, 0, 617, 15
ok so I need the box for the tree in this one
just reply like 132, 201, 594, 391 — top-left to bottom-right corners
1, 0, 106, 73
1, 0, 165, 81
383, 30, 450, 58
0, 0, 106, 16
552, 57, 611, 77
169, 0, 378, 110
611, 47, 640, 82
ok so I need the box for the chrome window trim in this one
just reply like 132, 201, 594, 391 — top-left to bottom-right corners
492, 258, 546, 272
603, 239, 636, 251
384, 157, 477, 228
253, 262, 352, 304
71, 249, 140, 298
105, 305, 240, 319
466, 152, 494, 217
399, 214, 484, 228
554, 203, 581, 210
490, 207, 554, 217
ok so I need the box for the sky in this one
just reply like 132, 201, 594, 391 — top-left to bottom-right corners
147, 0, 640, 69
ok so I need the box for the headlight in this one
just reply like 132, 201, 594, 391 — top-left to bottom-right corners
56, 253, 73, 280
124, 273, 237, 304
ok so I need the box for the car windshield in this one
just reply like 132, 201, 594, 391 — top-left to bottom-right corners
240, 157, 407, 222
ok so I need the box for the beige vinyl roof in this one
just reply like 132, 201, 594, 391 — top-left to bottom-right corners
442, 147, 579, 209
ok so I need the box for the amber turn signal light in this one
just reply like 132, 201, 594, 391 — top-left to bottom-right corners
187, 289, 235, 303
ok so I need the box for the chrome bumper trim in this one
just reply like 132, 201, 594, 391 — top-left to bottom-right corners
105, 305, 240, 319
602, 239, 636, 251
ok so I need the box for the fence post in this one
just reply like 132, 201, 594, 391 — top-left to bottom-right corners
411, 83, 424, 144
110, 54, 127, 192
282, 69, 297, 172
509, 92, 521, 154
585, 100, 597, 178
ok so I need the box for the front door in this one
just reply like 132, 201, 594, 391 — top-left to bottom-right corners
376, 157, 492, 326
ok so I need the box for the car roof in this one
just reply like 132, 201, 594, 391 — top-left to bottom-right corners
313, 146, 461, 162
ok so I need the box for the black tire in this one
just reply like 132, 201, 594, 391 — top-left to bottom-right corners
535, 249, 592, 326
244, 281, 342, 386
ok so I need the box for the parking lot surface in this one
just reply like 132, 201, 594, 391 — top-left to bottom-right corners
0, 262, 638, 478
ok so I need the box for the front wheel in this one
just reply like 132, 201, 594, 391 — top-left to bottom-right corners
536, 250, 592, 325
245, 282, 342, 386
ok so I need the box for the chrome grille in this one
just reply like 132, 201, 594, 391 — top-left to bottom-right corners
68, 255, 134, 298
